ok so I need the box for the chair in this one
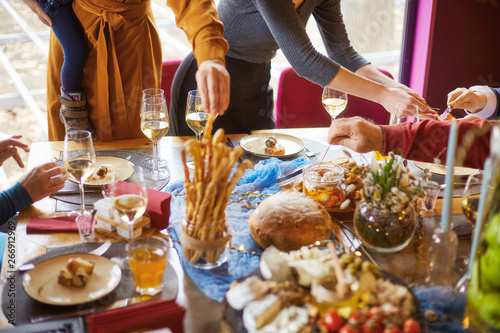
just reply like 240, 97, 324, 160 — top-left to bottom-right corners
274, 67, 394, 128
160, 59, 182, 111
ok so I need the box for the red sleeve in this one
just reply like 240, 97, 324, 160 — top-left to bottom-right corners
380, 119, 492, 170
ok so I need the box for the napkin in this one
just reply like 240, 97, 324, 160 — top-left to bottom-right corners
26, 216, 79, 234
147, 188, 171, 230
86, 299, 185, 333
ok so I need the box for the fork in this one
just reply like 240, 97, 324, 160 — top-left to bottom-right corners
17, 240, 112, 272
304, 146, 319, 160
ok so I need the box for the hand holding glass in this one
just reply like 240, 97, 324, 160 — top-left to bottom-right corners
63, 130, 96, 214
141, 96, 170, 181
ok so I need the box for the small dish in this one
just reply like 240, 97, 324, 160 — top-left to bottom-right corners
67, 156, 135, 186
22, 253, 122, 305
413, 161, 478, 177
239, 133, 304, 158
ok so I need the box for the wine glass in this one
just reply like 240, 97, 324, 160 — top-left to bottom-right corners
141, 88, 167, 169
63, 130, 96, 214
322, 87, 347, 150
462, 170, 483, 226
111, 166, 148, 240
140, 96, 170, 181
185, 90, 209, 168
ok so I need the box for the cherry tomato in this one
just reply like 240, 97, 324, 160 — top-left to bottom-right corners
349, 309, 366, 324
340, 324, 361, 333
362, 319, 384, 333
402, 318, 421, 333
383, 323, 402, 333
323, 311, 345, 332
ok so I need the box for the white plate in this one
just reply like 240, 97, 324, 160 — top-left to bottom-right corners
68, 156, 135, 186
414, 161, 478, 177
239, 133, 304, 158
23, 253, 122, 306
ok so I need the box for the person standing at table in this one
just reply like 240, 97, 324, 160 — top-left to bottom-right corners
169, 0, 435, 136
447, 86, 500, 120
36, 0, 230, 142
24, 0, 94, 136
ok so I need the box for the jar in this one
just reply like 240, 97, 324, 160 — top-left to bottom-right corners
353, 201, 417, 253
180, 217, 230, 269
466, 125, 500, 332
303, 163, 345, 208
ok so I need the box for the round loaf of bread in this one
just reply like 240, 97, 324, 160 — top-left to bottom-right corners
249, 191, 333, 251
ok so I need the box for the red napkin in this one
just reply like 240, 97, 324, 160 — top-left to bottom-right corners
26, 216, 79, 234
86, 299, 185, 333
147, 188, 171, 230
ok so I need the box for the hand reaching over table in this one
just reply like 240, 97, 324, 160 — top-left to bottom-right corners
20, 162, 68, 202
196, 59, 230, 116
327, 117, 383, 153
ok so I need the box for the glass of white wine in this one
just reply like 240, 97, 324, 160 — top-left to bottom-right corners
185, 90, 209, 169
111, 166, 148, 240
462, 170, 483, 227
141, 96, 170, 181
141, 89, 167, 169
322, 87, 348, 150
63, 130, 96, 214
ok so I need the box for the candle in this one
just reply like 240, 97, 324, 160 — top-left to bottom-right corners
468, 158, 491, 273
441, 121, 458, 232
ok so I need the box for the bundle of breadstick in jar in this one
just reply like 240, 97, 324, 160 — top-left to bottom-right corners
180, 115, 253, 265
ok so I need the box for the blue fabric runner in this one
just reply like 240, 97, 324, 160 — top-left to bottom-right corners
165, 157, 313, 302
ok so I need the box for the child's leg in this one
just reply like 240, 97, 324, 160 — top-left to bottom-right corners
50, 2, 89, 96
50, 2, 94, 135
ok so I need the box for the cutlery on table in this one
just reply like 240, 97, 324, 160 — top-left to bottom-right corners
17, 241, 113, 272
303, 146, 319, 160
31, 295, 152, 323
226, 138, 243, 164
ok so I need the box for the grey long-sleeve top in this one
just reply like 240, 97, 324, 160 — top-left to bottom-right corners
218, 0, 370, 87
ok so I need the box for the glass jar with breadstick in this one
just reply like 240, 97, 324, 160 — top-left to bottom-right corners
180, 115, 253, 269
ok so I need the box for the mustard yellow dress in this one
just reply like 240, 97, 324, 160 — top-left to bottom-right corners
47, 0, 228, 141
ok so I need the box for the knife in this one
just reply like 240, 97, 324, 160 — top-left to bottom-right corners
31, 296, 152, 323
51, 189, 103, 195
441, 107, 452, 120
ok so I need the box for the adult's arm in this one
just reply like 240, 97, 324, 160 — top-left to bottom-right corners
381, 118, 493, 169
253, 0, 431, 118
0, 183, 33, 225
166, 0, 230, 115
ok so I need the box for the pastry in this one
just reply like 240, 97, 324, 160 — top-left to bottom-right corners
57, 256, 95, 287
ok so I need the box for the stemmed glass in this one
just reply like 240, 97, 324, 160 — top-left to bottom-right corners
63, 130, 96, 214
322, 87, 347, 150
462, 170, 482, 227
141, 88, 167, 169
185, 90, 209, 168
140, 96, 170, 181
111, 166, 148, 240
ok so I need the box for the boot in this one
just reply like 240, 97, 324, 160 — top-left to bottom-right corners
59, 87, 95, 137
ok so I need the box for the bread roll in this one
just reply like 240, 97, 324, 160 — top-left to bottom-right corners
249, 191, 333, 251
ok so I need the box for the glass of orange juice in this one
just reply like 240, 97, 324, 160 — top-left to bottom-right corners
127, 236, 169, 295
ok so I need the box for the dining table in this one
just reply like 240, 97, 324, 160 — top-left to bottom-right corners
0, 127, 471, 332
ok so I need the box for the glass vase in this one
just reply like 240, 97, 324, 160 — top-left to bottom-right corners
353, 201, 417, 253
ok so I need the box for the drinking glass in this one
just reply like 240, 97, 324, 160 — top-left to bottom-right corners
63, 130, 96, 214
111, 166, 148, 240
141, 88, 167, 169
140, 96, 170, 181
322, 87, 347, 150
185, 90, 209, 168
127, 236, 169, 295
462, 170, 483, 227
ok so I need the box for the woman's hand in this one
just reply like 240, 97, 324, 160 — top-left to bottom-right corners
195, 59, 230, 116
19, 162, 68, 202
447, 87, 487, 113
0, 135, 30, 167
23, 0, 53, 27
380, 86, 437, 119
